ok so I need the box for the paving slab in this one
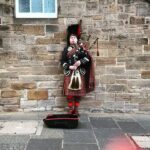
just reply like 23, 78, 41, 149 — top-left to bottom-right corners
79, 114, 89, 122
101, 136, 137, 150
89, 117, 118, 129
94, 128, 125, 141
63, 143, 99, 150
0, 121, 38, 134
130, 135, 150, 149
116, 121, 147, 134
64, 131, 96, 144
0, 135, 29, 150
26, 138, 62, 150
40, 127, 64, 138
132, 115, 150, 133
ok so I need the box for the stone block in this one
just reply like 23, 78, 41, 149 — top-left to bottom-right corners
1, 90, 19, 98
43, 60, 59, 66
7, 67, 32, 75
31, 66, 60, 75
126, 59, 150, 70
36, 54, 55, 60
11, 36, 26, 45
130, 16, 145, 24
0, 98, 19, 105
80, 101, 102, 108
60, 2, 86, 17
86, 2, 98, 11
25, 36, 35, 45
98, 93, 116, 101
136, 4, 150, 16
27, 90, 48, 100
118, 0, 131, 4
49, 89, 63, 96
0, 38, 2, 48
118, 13, 129, 20
96, 58, 116, 66
23, 25, 45, 36
46, 25, 59, 33
36, 37, 52, 45
54, 31, 66, 39
136, 56, 150, 61
106, 66, 125, 74
55, 97, 67, 106
38, 81, 60, 88
128, 79, 150, 89
141, 71, 150, 79
11, 83, 36, 90
99, 0, 115, 5
19, 75, 60, 82
100, 75, 116, 84
135, 38, 148, 45
144, 45, 150, 51
0, 79, 10, 88
139, 103, 150, 111
107, 84, 128, 92
3, 105, 19, 112
47, 44, 61, 52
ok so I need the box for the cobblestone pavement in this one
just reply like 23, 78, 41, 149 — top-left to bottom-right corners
0, 112, 150, 150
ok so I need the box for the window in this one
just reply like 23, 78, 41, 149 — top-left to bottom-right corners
15, 0, 57, 18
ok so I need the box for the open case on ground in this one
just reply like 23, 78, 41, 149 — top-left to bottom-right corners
43, 114, 79, 129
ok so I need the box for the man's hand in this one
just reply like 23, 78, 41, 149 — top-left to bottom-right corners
73, 61, 81, 67
69, 65, 77, 70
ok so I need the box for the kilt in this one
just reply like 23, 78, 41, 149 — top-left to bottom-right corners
63, 73, 86, 96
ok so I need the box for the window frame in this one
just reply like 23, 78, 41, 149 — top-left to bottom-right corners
15, 0, 57, 18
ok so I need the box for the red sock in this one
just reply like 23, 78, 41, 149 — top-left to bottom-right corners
68, 102, 73, 107
75, 102, 80, 107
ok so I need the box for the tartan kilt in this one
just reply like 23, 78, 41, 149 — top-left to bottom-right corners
63, 73, 86, 96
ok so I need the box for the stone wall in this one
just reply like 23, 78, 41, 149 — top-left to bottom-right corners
0, 0, 150, 112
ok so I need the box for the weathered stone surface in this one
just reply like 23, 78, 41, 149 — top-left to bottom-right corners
31, 67, 61, 75
106, 66, 125, 74
130, 16, 145, 24
38, 81, 60, 88
23, 25, 45, 36
135, 38, 148, 45
0, 98, 19, 105
118, 0, 131, 4
60, 2, 86, 17
128, 79, 150, 89
19, 75, 61, 82
0, 72, 18, 78
55, 97, 67, 107
54, 32, 66, 38
107, 85, 128, 92
141, 71, 150, 79
0, 79, 10, 88
96, 58, 116, 66
136, 4, 150, 16
36, 37, 60, 45
3, 105, 19, 112
27, 90, 48, 100
1, 0, 150, 112
1, 90, 19, 98
136, 56, 150, 61
144, 45, 150, 51
100, 75, 116, 84
11, 83, 36, 90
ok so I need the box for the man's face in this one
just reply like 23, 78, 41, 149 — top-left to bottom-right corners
69, 35, 78, 45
